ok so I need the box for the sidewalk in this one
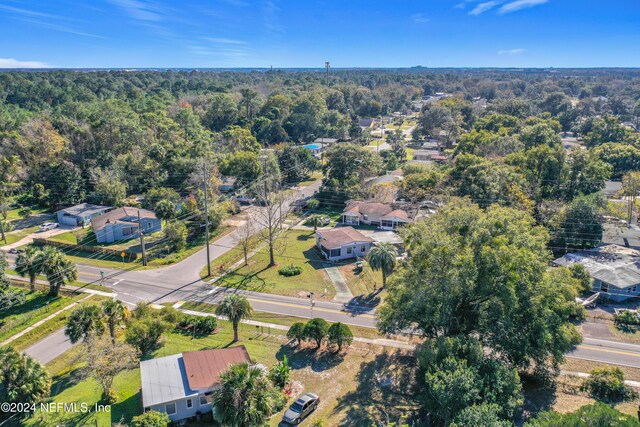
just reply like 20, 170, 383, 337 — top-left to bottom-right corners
176, 307, 415, 351
7, 274, 117, 298
1, 294, 93, 346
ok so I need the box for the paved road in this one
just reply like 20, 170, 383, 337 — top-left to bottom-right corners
23, 327, 77, 364
569, 338, 640, 368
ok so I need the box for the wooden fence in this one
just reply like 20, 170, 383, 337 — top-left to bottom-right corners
32, 238, 138, 261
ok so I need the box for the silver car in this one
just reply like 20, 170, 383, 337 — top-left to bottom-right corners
282, 393, 320, 425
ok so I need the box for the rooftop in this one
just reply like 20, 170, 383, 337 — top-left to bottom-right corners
140, 353, 197, 408
317, 226, 374, 249
58, 203, 111, 217
91, 206, 157, 231
553, 244, 640, 289
182, 346, 252, 390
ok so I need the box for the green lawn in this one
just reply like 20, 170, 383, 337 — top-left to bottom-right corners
43, 225, 233, 270
8, 295, 108, 352
1, 225, 39, 245
213, 229, 335, 298
0, 287, 85, 343
180, 301, 386, 341
6, 206, 50, 222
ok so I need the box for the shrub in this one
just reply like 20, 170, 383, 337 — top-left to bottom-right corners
278, 264, 303, 277
614, 310, 640, 328
125, 319, 168, 355
177, 315, 218, 335
584, 367, 638, 402
526, 402, 640, 426
130, 410, 170, 427
327, 322, 353, 351
158, 306, 183, 323
268, 355, 291, 389
287, 322, 306, 346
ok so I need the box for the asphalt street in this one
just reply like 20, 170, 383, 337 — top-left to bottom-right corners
569, 337, 640, 368
9, 178, 640, 368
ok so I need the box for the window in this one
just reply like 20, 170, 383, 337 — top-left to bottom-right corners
601, 282, 609, 293
628, 286, 637, 293
361, 245, 366, 252
347, 247, 352, 255
165, 403, 176, 415
186, 399, 192, 408
200, 396, 208, 406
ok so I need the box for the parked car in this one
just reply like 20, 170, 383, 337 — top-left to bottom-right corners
38, 222, 59, 231
282, 393, 320, 425
8, 248, 25, 254
234, 195, 255, 205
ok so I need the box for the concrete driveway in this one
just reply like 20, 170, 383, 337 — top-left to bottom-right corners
1, 224, 77, 251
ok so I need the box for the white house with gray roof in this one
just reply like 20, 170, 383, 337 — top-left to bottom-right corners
56, 203, 112, 227
553, 244, 640, 302
140, 346, 251, 422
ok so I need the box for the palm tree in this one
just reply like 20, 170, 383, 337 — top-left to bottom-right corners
306, 214, 325, 233
0, 345, 50, 405
14, 246, 44, 292
367, 242, 398, 289
41, 247, 77, 297
216, 294, 252, 342
212, 362, 284, 427
102, 299, 130, 342
65, 304, 105, 343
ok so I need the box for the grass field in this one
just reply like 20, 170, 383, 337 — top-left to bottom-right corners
1, 225, 40, 245
41, 225, 233, 269
0, 287, 85, 343
25, 320, 416, 426
8, 294, 108, 351
213, 229, 335, 299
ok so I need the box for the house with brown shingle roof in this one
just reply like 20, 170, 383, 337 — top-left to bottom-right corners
91, 206, 162, 243
316, 226, 375, 261
341, 201, 412, 230
140, 346, 252, 422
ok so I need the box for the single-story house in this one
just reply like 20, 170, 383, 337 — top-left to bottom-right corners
91, 206, 162, 243
313, 137, 338, 145
316, 227, 375, 261
141, 346, 252, 422
365, 174, 403, 203
56, 203, 112, 227
342, 202, 412, 230
412, 150, 440, 162
603, 181, 623, 199
358, 118, 375, 129
553, 244, 640, 302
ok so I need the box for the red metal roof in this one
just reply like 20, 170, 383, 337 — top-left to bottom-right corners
182, 345, 252, 390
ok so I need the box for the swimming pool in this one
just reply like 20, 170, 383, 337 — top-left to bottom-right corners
303, 144, 322, 150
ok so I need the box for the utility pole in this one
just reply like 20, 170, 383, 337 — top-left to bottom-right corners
325, 61, 330, 87
137, 210, 147, 266
203, 159, 211, 277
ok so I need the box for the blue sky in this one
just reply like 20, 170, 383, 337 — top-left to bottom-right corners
0, 0, 639, 68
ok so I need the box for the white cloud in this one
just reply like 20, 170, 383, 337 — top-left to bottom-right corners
108, 0, 164, 22
498, 0, 549, 14
469, 1, 500, 15
411, 13, 430, 23
0, 58, 51, 68
498, 48, 525, 55
204, 37, 247, 45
